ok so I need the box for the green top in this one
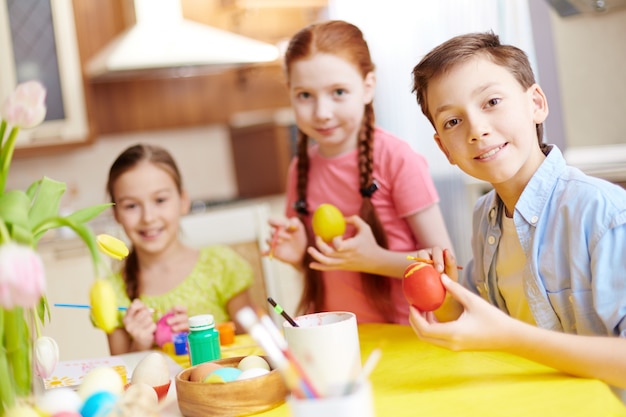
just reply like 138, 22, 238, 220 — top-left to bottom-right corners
108, 245, 253, 327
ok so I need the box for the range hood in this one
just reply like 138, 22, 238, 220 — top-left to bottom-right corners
86, 0, 280, 80
545, 0, 626, 16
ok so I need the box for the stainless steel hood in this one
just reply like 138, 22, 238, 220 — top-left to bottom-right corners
86, 0, 280, 79
545, 0, 626, 16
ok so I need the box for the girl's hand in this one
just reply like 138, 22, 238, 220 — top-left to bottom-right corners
308, 215, 382, 272
265, 217, 307, 267
409, 274, 518, 351
123, 299, 156, 350
166, 305, 189, 333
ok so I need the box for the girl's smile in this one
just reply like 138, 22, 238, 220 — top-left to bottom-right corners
112, 161, 188, 256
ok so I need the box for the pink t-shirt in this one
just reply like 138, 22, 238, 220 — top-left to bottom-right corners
285, 127, 439, 324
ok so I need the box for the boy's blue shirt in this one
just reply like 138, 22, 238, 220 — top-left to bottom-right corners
463, 145, 626, 337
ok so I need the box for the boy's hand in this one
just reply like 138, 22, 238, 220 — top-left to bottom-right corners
409, 275, 517, 351
414, 246, 460, 280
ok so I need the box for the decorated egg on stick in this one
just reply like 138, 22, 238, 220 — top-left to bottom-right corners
403, 262, 446, 311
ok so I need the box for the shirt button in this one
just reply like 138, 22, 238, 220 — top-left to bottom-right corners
489, 209, 496, 219
488, 236, 496, 245
531, 215, 539, 224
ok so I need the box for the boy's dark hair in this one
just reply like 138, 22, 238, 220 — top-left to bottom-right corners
412, 31, 547, 150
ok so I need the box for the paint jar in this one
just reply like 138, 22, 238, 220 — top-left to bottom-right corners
188, 314, 221, 366
173, 331, 189, 355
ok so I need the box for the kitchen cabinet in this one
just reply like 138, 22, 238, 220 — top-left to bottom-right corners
229, 108, 295, 198
0, 0, 90, 155
70, 0, 304, 136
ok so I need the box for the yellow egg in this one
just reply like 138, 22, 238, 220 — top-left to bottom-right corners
90, 279, 118, 334
312, 203, 346, 243
203, 373, 226, 384
3, 404, 40, 417
77, 367, 124, 400
237, 355, 270, 372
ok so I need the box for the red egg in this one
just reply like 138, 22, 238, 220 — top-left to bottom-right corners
403, 262, 446, 311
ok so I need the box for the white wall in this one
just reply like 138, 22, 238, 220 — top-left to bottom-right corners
8, 125, 239, 214
548, 6, 626, 148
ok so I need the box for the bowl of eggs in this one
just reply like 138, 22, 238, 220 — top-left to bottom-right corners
175, 355, 288, 417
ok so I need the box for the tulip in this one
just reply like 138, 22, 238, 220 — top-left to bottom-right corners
0, 81, 47, 197
34, 336, 59, 378
0, 80, 47, 129
97, 234, 129, 261
0, 243, 46, 309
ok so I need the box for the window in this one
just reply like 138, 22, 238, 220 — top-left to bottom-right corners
0, 0, 87, 148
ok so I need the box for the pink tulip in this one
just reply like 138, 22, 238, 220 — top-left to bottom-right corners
0, 243, 46, 309
34, 336, 59, 378
1, 81, 47, 128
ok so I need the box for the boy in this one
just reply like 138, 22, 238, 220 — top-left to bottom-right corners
409, 32, 626, 401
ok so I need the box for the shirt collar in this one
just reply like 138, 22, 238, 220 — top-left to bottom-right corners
514, 145, 566, 225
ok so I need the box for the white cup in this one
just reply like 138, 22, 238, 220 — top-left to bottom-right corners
287, 381, 375, 417
283, 311, 361, 397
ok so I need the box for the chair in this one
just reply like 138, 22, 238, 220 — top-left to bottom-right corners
179, 203, 285, 325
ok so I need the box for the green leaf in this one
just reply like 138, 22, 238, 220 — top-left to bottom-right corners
28, 176, 66, 228
37, 295, 51, 325
0, 119, 7, 149
25, 178, 42, 200
4, 307, 32, 396
0, 126, 20, 196
0, 190, 31, 228
32, 217, 101, 276
7, 222, 34, 246
65, 203, 113, 224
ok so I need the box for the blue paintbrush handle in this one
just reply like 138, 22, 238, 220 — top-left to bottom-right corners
53, 303, 128, 311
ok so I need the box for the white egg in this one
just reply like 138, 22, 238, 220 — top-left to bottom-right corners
123, 382, 159, 407
236, 367, 270, 380
36, 387, 82, 414
237, 355, 270, 372
131, 352, 170, 386
77, 366, 124, 400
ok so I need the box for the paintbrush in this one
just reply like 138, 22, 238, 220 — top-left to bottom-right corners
267, 297, 299, 327
406, 256, 463, 270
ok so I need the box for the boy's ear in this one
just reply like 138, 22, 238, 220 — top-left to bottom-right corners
531, 84, 549, 124
434, 133, 456, 165
363, 71, 376, 104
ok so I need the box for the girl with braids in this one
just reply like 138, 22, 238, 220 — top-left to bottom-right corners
104, 143, 253, 354
269, 20, 454, 324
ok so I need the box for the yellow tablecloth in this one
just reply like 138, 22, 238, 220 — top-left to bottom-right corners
257, 323, 626, 417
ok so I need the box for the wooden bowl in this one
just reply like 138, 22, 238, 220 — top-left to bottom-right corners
175, 356, 288, 417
